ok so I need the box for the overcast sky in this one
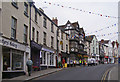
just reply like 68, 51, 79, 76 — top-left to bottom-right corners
34, 0, 119, 41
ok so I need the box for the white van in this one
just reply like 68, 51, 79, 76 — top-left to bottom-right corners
88, 58, 98, 66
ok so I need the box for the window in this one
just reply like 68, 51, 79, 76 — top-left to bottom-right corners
24, 2, 28, 16
32, 27, 35, 41
43, 51, 46, 64
93, 47, 95, 54
43, 17, 47, 28
57, 39, 59, 51
61, 32, 63, 39
36, 31, 39, 43
51, 36, 54, 48
11, 0, 18, 9
57, 29, 59, 36
66, 34, 68, 40
61, 43, 63, 50
66, 44, 68, 52
35, 10, 37, 23
51, 23, 54, 33
24, 25, 28, 43
11, 17, 17, 39
43, 32, 46, 45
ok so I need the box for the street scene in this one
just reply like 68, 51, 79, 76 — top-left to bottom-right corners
0, 0, 120, 82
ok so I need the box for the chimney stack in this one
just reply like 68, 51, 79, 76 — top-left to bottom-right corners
52, 17, 58, 25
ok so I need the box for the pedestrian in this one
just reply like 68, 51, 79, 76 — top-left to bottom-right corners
73, 60, 76, 67
79, 59, 82, 66
62, 58, 65, 68
83, 60, 85, 66
26, 58, 33, 76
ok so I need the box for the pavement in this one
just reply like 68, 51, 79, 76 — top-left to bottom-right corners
2, 68, 63, 81
107, 64, 119, 81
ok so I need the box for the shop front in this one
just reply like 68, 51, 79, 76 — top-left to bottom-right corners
31, 41, 42, 70
104, 56, 108, 64
40, 46, 56, 70
109, 57, 114, 64
0, 37, 30, 78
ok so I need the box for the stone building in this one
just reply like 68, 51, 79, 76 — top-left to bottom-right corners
0, 1, 31, 78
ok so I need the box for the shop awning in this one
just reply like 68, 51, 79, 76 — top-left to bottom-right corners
104, 56, 108, 58
31, 41, 42, 50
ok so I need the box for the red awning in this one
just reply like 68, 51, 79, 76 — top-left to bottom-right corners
104, 56, 108, 58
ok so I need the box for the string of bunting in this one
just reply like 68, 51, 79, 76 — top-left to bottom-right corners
95, 31, 120, 37
43, 1, 118, 19
86, 23, 118, 35
67, 31, 120, 39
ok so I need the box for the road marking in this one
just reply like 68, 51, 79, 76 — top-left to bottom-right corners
101, 65, 116, 82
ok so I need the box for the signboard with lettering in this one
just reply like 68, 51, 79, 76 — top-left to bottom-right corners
0, 37, 30, 52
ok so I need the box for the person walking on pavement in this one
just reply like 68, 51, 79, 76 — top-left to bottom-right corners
26, 58, 33, 76
73, 60, 76, 67
79, 59, 82, 66
62, 58, 65, 68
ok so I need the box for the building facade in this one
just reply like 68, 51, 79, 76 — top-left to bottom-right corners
59, 21, 86, 63
30, 4, 58, 69
0, 1, 31, 78
86, 35, 99, 61
57, 26, 69, 66
84, 37, 91, 58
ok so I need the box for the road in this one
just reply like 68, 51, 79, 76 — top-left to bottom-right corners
31, 64, 117, 80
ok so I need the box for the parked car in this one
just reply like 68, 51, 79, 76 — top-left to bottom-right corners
88, 58, 98, 66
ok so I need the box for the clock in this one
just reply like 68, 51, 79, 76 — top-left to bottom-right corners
71, 48, 74, 51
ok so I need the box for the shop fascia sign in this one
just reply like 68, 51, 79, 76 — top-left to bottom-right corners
0, 38, 17, 48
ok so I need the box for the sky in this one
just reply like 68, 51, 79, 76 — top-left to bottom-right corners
34, 0, 119, 41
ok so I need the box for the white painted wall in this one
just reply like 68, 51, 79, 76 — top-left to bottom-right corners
90, 36, 99, 56
118, 1, 120, 57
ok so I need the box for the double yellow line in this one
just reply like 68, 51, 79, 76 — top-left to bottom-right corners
101, 68, 111, 82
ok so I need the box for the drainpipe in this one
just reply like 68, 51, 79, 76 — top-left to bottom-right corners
0, 1, 3, 81
29, 2, 33, 59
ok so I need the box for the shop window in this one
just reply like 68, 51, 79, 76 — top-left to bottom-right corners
3, 48, 24, 71
12, 52, 24, 70
3, 48, 10, 71
43, 51, 46, 64
50, 53, 52, 65
52, 54, 54, 65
